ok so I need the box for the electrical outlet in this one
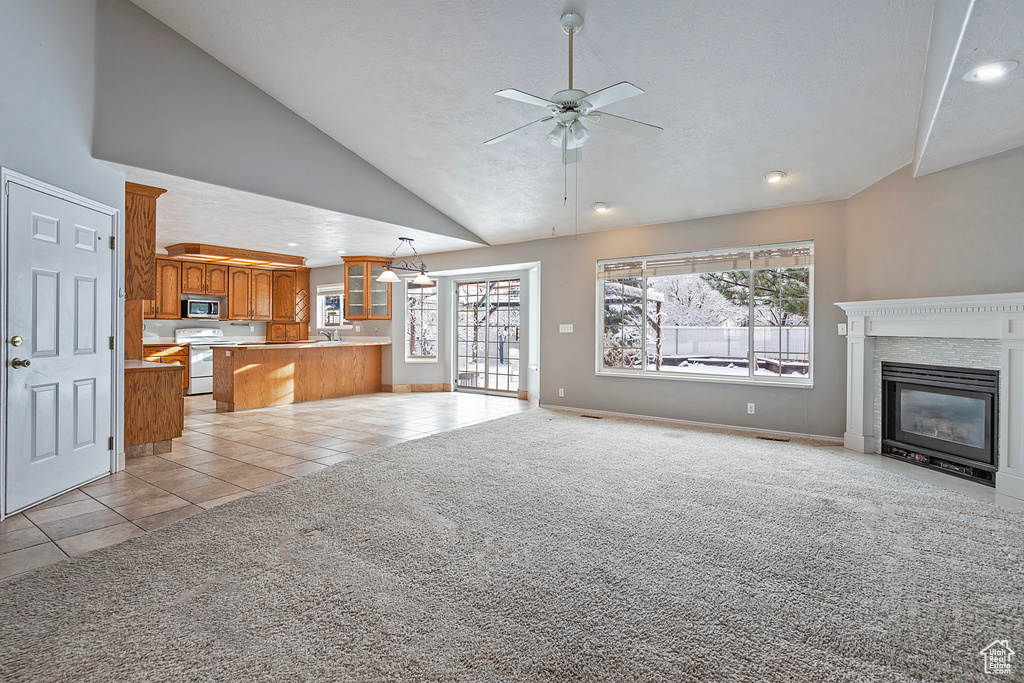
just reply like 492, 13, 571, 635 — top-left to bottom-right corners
838, 323, 847, 336
374, 326, 378, 332
747, 403, 755, 415
559, 388, 565, 397
559, 324, 574, 333
249, 324, 254, 332
355, 325, 360, 332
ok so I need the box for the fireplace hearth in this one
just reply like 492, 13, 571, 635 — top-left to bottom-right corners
882, 362, 998, 486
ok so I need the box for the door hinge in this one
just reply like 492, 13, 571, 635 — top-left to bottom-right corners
109, 336, 115, 350
108, 436, 114, 450
109, 235, 116, 250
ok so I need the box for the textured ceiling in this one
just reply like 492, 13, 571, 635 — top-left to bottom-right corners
128, 0, 936, 244
107, 164, 483, 267
915, 1, 1024, 176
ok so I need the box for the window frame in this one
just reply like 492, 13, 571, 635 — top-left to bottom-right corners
404, 277, 439, 363
595, 241, 814, 388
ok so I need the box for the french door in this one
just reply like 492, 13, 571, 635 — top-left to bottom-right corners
455, 279, 520, 395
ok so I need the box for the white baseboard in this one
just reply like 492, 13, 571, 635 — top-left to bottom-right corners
843, 432, 875, 453
540, 404, 843, 444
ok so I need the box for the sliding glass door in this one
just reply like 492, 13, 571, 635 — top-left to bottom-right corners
455, 279, 521, 395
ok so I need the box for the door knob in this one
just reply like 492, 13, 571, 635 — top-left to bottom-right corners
11, 358, 30, 369
9, 335, 23, 347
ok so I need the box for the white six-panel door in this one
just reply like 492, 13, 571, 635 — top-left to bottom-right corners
5, 179, 114, 513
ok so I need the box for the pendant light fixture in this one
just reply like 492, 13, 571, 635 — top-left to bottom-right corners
376, 237, 433, 285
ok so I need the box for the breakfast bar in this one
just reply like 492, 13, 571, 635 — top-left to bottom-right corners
212, 339, 391, 412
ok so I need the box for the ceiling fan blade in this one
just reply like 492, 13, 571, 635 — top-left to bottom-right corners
484, 116, 554, 145
585, 111, 663, 140
581, 82, 644, 111
495, 89, 558, 109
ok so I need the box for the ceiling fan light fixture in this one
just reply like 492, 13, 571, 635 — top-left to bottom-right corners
570, 120, 590, 143
547, 124, 565, 147
763, 171, 787, 184
963, 60, 1018, 82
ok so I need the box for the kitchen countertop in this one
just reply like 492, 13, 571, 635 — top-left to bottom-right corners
125, 360, 183, 372
230, 338, 392, 351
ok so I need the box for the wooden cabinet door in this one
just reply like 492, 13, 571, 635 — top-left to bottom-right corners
295, 268, 310, 324
251, 269, 274, 321
142, 298, 156, 319
272, 270, 297, 321
345, 262, 366, 319
205, 264, 229, 296
227, 267, 251, 319
267, 324, 287, 342
180, 261, 206, 295
154, 259, 181, 319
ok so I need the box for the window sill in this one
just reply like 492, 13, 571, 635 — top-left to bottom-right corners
405, 356, 439, 364
596, 368, 813, 389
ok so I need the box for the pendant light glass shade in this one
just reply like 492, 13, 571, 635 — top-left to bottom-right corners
376, 268, 401, 283
412, 271, 434, 285
547, 124, 565, 147
570, 120, 590, 144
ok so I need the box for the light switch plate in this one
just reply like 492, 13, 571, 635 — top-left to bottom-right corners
838, 323, 848, 336
559, 324, 574, 333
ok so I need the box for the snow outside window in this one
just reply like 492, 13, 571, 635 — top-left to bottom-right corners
597, 242, 812, 384
406, 280, 438, 359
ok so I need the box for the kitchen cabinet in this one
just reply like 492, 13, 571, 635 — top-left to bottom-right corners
272, 269, 297, 321
206, 264, 229, 296
252, 269, 273, 321
124, 183, 166, 300
181, 262, 229, 296
227, 266, 273, 321
144, 258, 181, 320
344, 257, 391, 320
295, 268, 310, 323
266, 323, 306, 342
227, 267, 251, 319
124, 361, 184, 449
142, 344, 190, 392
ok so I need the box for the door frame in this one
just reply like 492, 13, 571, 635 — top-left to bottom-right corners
452, 276, 523, 397
1, 168, 122, 520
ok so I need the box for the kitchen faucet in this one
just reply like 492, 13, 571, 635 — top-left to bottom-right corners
319, 330, 332, 341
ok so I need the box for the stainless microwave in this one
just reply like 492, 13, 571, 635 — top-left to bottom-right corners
182, 299, 220, 319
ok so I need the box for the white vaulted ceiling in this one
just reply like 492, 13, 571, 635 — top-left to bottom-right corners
128, 0, 939, 244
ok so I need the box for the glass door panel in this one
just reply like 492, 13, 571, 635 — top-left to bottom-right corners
346, 263, 364, 319
455, 279, 520, 395
369, 264, 389, 317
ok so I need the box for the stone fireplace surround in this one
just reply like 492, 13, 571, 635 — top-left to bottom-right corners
837, 293, 1024, 501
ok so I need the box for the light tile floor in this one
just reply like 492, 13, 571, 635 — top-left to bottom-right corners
1, 391, 530, 581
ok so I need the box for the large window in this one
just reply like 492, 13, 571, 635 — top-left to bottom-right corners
406, 280, 438, 360
598, 241, 812, 384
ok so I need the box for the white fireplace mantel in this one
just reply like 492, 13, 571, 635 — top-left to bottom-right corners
836, 292, 1024, 501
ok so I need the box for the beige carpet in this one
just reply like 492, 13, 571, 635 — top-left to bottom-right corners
1, 410, 1022, 682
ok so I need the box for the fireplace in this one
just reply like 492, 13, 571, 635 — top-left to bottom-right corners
882, 362, 998, 486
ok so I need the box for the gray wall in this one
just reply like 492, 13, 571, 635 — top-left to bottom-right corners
1, 0, 127, 456
92, 0, 482, 246
313, 200, 849, 437
847, 145, 1024, 301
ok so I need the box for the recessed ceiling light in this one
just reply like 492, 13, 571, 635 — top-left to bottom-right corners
286, 242, 299, 247
963, 60, 1018, 82
763, 171, 787, 184
337, 250, 346, 254
592, 202, 610, 212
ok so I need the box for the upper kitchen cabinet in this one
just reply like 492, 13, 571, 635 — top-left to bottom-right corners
344, 258, 391, 320
144, 257, 181, 320
124, 183, 167, 300
271, 268, 311, 323
227, 267, 273, 321
180, 262, 230, 296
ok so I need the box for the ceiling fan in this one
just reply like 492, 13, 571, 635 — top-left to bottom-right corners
484, 11, 662, 164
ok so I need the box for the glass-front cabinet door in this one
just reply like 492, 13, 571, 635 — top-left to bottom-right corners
368, 264, 391, 319
345, 262, 365, 319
